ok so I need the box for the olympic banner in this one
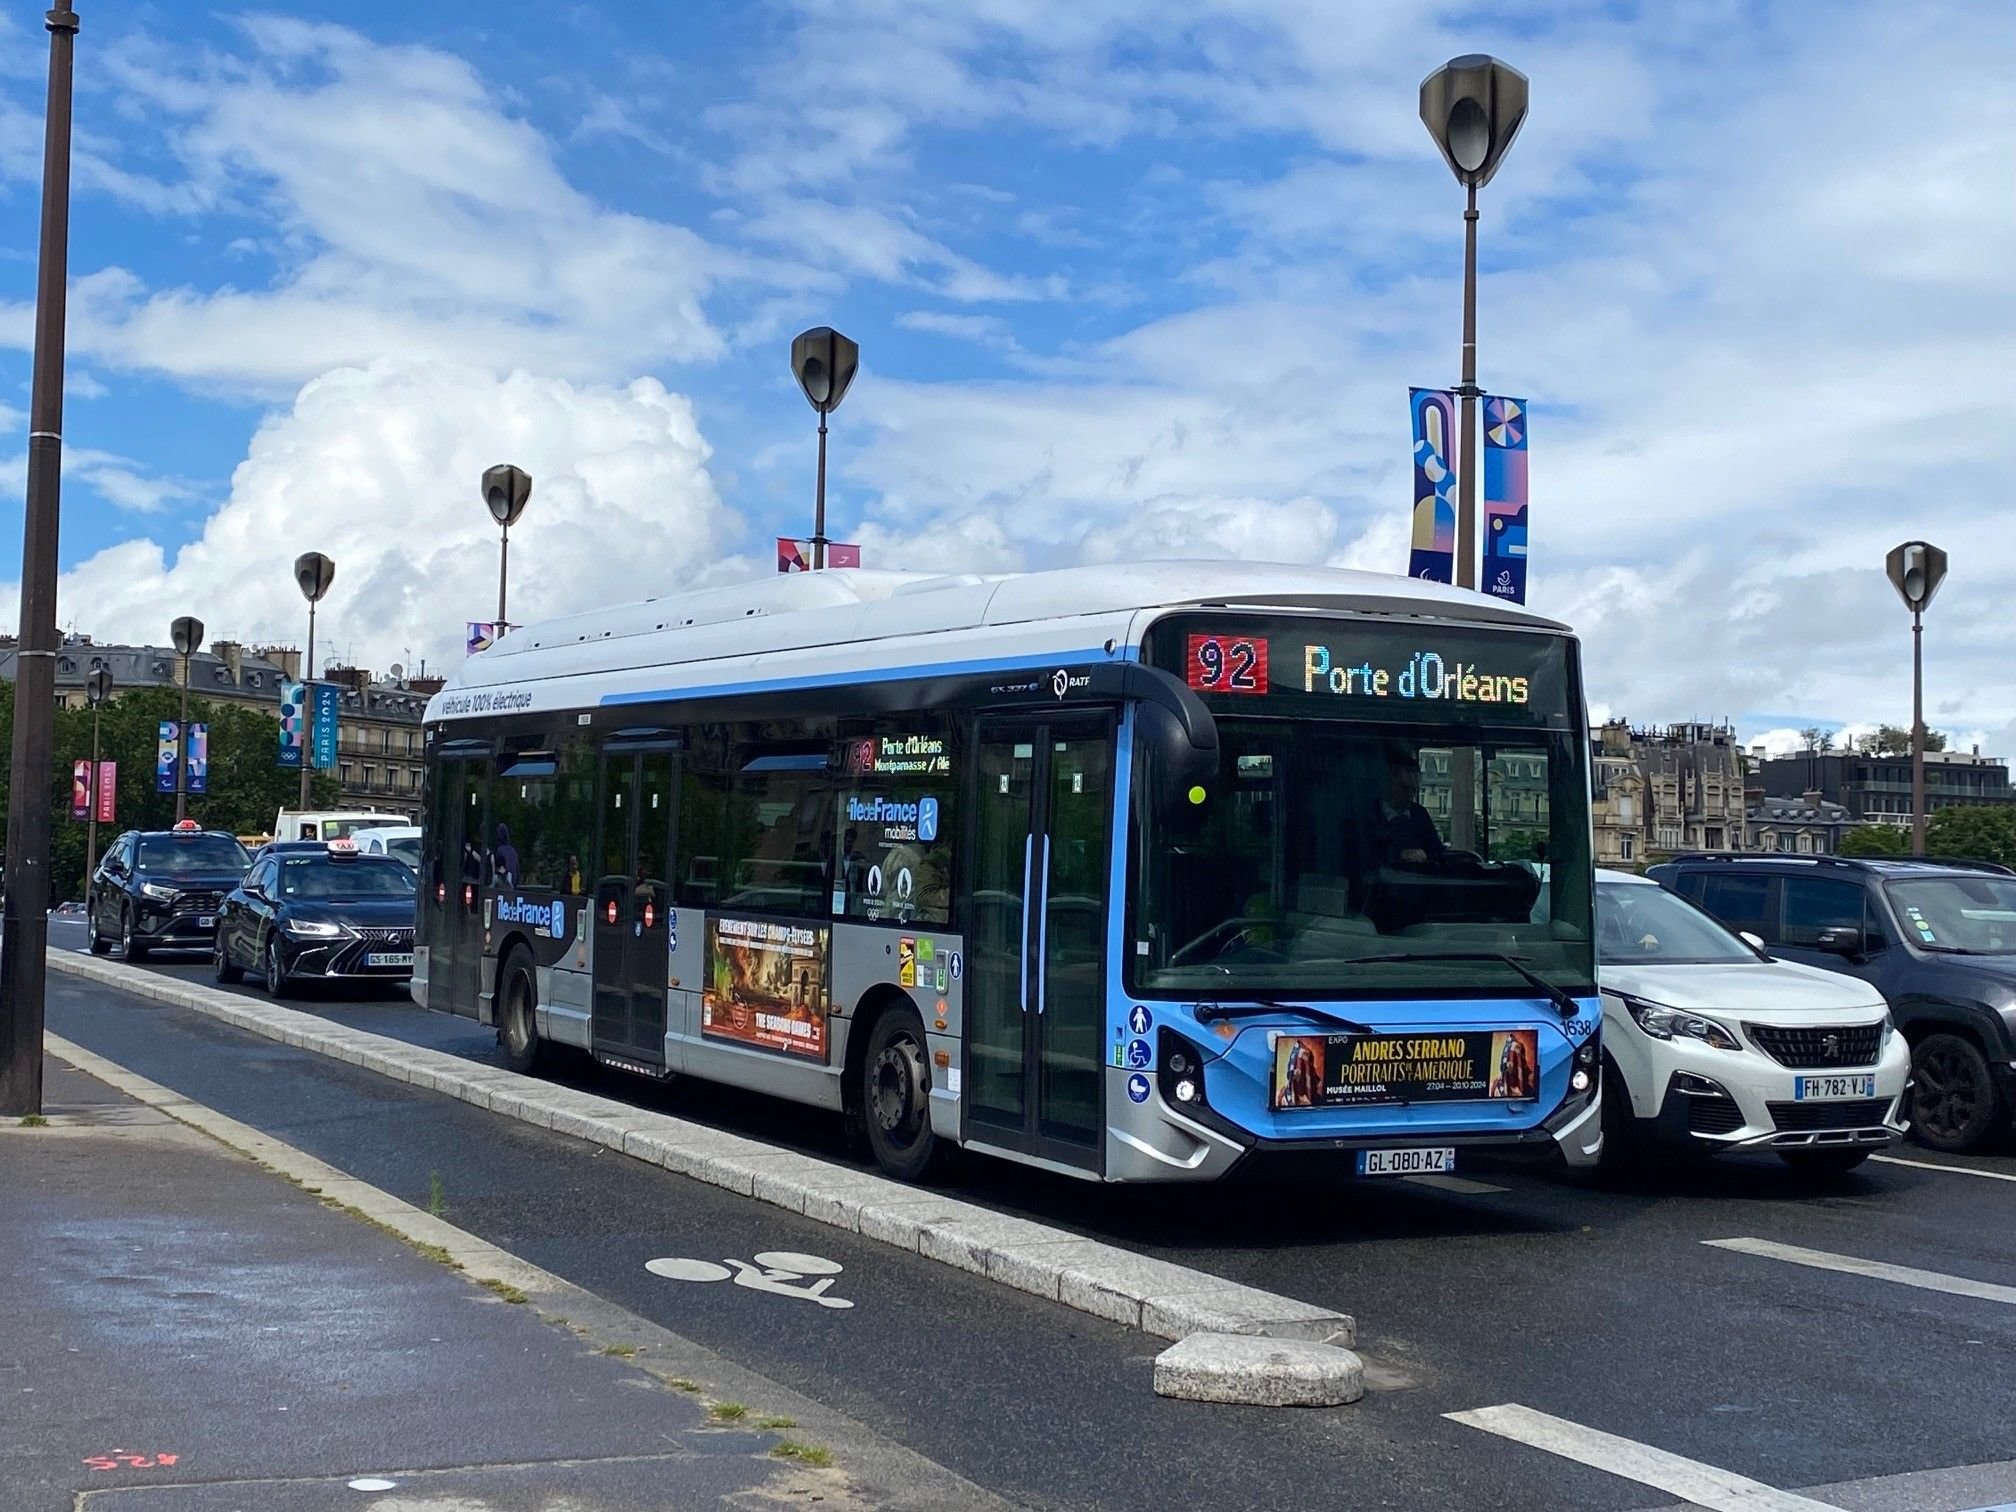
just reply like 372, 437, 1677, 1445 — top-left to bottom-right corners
72, 760, 91, 820
187, 723, 209, 795
467, 621, 499, 656
1407, 388, 1458, 584
156, 721, 178, 794
1482, 395, 1528, 603
95, 760, 118, 825
278, 681, 305, 769
777, 538, 862, 572
310, 683, 341, 770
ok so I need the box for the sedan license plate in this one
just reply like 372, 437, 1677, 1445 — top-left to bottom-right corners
1357, 1147, 1456, 1177
1795, 1073, 1876, 1100
367, 951, 415, 968
196, 916, 214, 929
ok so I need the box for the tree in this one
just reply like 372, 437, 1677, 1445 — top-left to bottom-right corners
1925, 806, 2016, 867
1838, 825, 1907, 857
0, 686, 339, 902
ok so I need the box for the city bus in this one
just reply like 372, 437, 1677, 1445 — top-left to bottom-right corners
415, 561, 1601, 1182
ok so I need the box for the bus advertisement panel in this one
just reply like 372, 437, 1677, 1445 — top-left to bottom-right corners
702, 915, 830, 1061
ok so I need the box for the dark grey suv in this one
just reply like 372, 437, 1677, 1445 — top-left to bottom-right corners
1649, 854, 2016, 1153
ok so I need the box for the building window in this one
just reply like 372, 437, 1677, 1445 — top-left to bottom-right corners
1619, 834, 1635, 861
363, 766, 377, 788
1704, 826, 1723, 850
339, 763, 353, 784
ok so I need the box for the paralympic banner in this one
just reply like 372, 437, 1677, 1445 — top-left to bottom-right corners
278, 681, 305, 769
155, 720, 178, 794
467, 621, 499, 656
1407, 388, 1458, 584
1482, 395, 1529, 603
310, 683, 341, 770
188, 723, 209, 795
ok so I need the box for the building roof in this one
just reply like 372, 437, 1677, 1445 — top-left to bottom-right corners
1749, 795, 1851, 822
0, 638, 429, 723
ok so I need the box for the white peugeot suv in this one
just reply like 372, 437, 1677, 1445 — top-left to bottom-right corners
1597, 869, 1910, 1175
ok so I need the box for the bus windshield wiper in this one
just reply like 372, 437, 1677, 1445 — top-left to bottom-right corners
1350, 952, 1580, 1019
1193, 1000, 1375, 1034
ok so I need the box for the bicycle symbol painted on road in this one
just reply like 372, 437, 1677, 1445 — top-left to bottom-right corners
646, 1250, 855, 1309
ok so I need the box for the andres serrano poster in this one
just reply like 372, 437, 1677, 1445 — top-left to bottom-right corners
1273, 1029, 1540, 1111
701, 916, 830, 1061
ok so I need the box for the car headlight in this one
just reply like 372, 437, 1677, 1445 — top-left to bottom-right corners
283, 918, 346, 939
139, 882, 177, 901
1622, 996, 1741, 1051
1879, 1011, 1896, 1048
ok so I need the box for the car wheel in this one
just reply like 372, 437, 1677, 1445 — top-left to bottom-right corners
1779, 1147, 1873, 1177
263, 938, 288, 998
1596, 1058, 1641, 1178
121, 908, 148, 961
87, 906, 110, 955
1910, 1033, 2004, 1153
860, 1005, 955, 1183
213, 932, 243, 985
495, 947, 545, 1074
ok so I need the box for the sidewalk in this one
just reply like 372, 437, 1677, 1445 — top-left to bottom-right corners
0, 1057, 843, 1510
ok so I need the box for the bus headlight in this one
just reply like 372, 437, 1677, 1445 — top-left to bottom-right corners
1571, 1030, 1601, 1094
1158, 1029, 1209, 1111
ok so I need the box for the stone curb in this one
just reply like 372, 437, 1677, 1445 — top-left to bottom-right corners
49, 951, 1357, 1375
1152, 1332, 1366, 1407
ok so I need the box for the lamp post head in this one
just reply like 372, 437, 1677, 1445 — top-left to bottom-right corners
293, 551, 336, 605
85, 665, 113, 707
1886, 540, 1948, 614
1420, 54, 1529, 189
170, 615, 204, 658
482, 463, 532, 528
791, 326, 860, 414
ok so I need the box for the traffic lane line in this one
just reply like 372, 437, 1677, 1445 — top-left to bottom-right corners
1705, 1237, 2016, 1307
1874, 1154, 2016, 1184
46, 950, 1355, 1355
1447, 1403, 1846, 1512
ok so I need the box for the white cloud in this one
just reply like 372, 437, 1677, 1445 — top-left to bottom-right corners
0, 360, 737, 673
0, 442, 192, 514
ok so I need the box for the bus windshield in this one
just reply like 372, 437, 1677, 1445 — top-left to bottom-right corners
1132, 617, 1593, 1000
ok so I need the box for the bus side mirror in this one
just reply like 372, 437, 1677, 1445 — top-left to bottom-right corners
1136, 699, 1218, 819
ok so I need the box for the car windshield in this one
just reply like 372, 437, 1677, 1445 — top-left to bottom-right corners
137, 834, 250, 874
278, 856, 418, 900
1886, 876, 2016, 954
321, 818, 397, 840
1597, 881, 1756, 965
385, 836, 420, 866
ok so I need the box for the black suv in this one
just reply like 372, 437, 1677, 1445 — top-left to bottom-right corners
1649, 854, 2016, 1152
88, 824, 253, 960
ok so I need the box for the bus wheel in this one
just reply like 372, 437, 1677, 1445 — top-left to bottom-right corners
496, 948, 545, 1075
861, 1007, 952, 1183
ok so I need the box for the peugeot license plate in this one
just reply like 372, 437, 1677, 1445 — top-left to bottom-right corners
1358, 1147, 1456, 1177
367, 951, 415, 968
1794, 1074, 1876, 1100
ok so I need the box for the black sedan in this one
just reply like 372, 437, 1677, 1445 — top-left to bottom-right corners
214, 843, 418, 997
88, 824, 252, 959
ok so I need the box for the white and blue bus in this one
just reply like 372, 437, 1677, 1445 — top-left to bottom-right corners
416, 561, 1602, 1182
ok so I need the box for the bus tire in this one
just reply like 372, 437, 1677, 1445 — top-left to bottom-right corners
860, 1005, 954, 1183
496, 947, 545, 1075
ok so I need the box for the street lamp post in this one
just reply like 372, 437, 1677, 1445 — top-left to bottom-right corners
790, 327, 860, 569
170, 615, 203, 823
0, 0, 81, 1119
84, 664, 112, 881
481, 464, 532, 630
293, 552, 335, 810
1886, 541, 1948, 857
1420, 55, 1528, 590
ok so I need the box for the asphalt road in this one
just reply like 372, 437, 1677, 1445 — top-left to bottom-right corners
42, 918, 2016, 1511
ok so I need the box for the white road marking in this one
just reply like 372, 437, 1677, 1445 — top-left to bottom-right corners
1705, 1238, 2016, 1307
1401, 1173, 1510, 1195
1446, 1403, 1845, 1512
1874, 1154, 2016, 1185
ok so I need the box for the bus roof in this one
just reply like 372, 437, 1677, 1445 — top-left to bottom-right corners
428, 559, 1570, 722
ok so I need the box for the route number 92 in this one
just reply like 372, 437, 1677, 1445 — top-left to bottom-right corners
1186, 634, 1269, 695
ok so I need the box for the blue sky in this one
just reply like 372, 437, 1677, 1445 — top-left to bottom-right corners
1, 1, 2012, 751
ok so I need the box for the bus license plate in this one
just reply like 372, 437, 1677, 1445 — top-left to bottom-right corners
368, 951, 415, 968
1795, 1074, 1875, 1100
1358, 1148, 1456, 1177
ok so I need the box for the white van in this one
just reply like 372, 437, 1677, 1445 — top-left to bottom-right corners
271, 809, 412, 843
352, 824, 422, 868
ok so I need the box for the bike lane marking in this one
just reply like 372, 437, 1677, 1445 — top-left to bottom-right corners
1446, 1403, 1844, 1512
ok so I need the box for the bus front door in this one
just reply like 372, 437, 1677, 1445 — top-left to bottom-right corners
966, 713, 1114, 1170
591, 747, 676, 1069
422, 754, 485, 1018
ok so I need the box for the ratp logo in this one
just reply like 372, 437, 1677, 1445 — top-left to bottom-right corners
1051, 669, 1070, 699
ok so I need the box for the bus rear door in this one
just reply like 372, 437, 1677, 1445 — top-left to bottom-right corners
421, 749, 486, 1017
964, 712, 1115, 1171
591, 743, 677, 1070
